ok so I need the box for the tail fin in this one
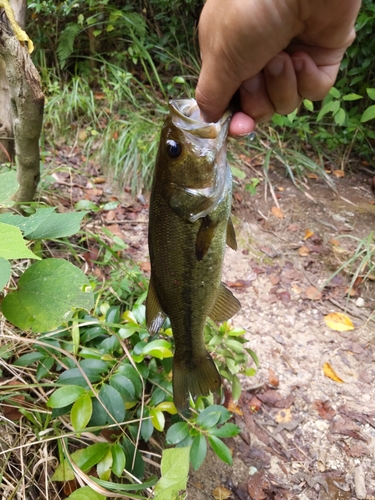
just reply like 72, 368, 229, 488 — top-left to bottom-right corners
172, 352, 221, 413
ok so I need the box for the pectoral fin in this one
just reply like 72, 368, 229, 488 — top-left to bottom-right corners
146, 276, 166, 334
226, 218, 237, 250
209, 282, 241, 322
195, 216, 218, 261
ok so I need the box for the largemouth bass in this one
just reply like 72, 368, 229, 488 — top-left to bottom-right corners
146, 99, 241, 412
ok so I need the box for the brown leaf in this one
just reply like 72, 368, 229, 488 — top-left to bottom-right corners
106, 224, 124, 239
257, 390, 294, 408
248, 395, 262, 413
298, 245, 310, 256
271, 206, 284, 219
139, 261, 151, 273
212, 486, 232, 500
305, 286, 322, 301
303, 229, 314, 240
228, 398, 243, 415
322, 362, 344, 383
312, 400, 336, 420
106, 210, 116, 221
307, 173, 318, 179
330, 416, 366, 441
92, 176, 106, 184
275, 408, 292, 423
269, 274, 280, 285
333, 169, 345, 177
247, 471, 270, 500
268, 368, 279, 387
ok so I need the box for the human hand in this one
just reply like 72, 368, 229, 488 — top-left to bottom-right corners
196, 0, 362, 136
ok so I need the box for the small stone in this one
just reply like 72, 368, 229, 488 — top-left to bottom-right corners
355, 297, 365, 307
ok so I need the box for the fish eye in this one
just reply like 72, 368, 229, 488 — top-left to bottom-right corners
166, 140, 182, 158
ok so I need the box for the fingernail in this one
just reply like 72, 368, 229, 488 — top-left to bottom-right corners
293, 58, 303, 72
267, 55, 284, 76
243, 74, 261, 93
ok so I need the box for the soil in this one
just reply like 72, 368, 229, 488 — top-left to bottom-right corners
46, 153, 375, 500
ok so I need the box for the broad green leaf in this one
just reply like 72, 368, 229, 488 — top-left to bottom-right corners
89, 397, 107, 427
361, 105, 375, 123
57, 367, 102, 387
28, 209, 85, 239
109, 374, 136, 401
121, 438, 144, 480
116, 364, 142, 399
342, 93, 363, 101
334, 108, 346, 126
329, 87, 341, 98
67, 486, 105, 500
317, 100, 340, 121
47, 385, 87, 408
0, 208, 54, 236
303, 99, 314, 111
208, 423, 240, 438
166, 422, 189, 444
0, 258, 11, 291
99, 384, 125, 423
154, 447, 190, 499
190, 434, 207, 471
75, 200, 100, 212
0, 171, 18, 207
2, 258, 94, 332
196, 405, 231, 429
97, 448, 113, 481
230, 166, 246, 180
13, 351, 45, 366
208, 435, 233, 465
150, 409, 165, 432
154, 401, 177, 415
140, 408, 154, 441
246, 348, 260, 367
367, 88, 375, 100
111, 444, 126, 478
232, 374, 242, 401
0, 222, 40, 260
73, 442, 111, 471
142, 339, 173, 359
71, 393, 93, 431
225, 338, 245, 354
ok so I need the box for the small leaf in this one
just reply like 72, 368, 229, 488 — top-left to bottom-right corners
329, 87, 341, 98
96, 448, 113, 481
154, 401, 178, 415
150, 409, 165, 432
99, 384, 125, 423
196, 405, 231, 428
209, 423, 240, 438
73, 443, 111, 471
305, 286, 322, 301
366, 88, 375, 100
298, 246, 310, 256
303, 229, 314, 240
111, 444, 126, 478
212, 486, 232, 500
47, 385, 87, 408
322, 362, 344, 383
51, 458, 75, 482
332, 169, 345, 178
67, 486, 105, 500
271, 206, 284, 219
71, 393, 92, 431
154, 447, 190, 499
190, 434, 207, 470
208, 436, 233, 465
342, 93, 363, 101
0, 257, 11, 291
142, 339, 173, 359
166, 422, 189, 444
361, 105, 375, 122
231, 166, 246, 180
324, 312, 354, 332
0, 171, 18, 207
303, 99, 314, 111
0, 222, 40, 260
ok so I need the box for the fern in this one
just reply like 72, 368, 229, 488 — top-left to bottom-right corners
57, 23, 81, 69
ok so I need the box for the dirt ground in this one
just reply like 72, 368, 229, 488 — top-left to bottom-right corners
186, 166, 375, 500
48, 156, 375, 500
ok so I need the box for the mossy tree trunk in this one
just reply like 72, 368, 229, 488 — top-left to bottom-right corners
0, 0, 25, 163
0, 1, 44, 202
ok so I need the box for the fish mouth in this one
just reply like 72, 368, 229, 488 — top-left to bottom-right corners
169, 99, 231, 139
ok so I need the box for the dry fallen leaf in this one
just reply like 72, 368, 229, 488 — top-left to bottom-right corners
248, 395, 262, 413
298, 245, 310, 256
333, 169, 345, 178
271, 206, 284, 219
324, 312, 354, 332
323, 362, 344, 383
303, 229, 314, 240
275, 408, 292, 423
307, 173, 318, 179
227, 398, 243, 416
312, 400, 336, 420
212, 486, 232, 500
305, 286, 322, 301
268, 367, 279, 387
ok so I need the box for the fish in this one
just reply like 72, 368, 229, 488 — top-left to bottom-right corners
146, 99, 241, 412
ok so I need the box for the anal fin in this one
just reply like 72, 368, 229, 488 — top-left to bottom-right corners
146, 276, 166, 334
226, 218, 237, 250
209, 282, 241, 323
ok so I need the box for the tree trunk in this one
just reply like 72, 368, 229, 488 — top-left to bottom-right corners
0, 0, 26, 163
0, 3, 44, 203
